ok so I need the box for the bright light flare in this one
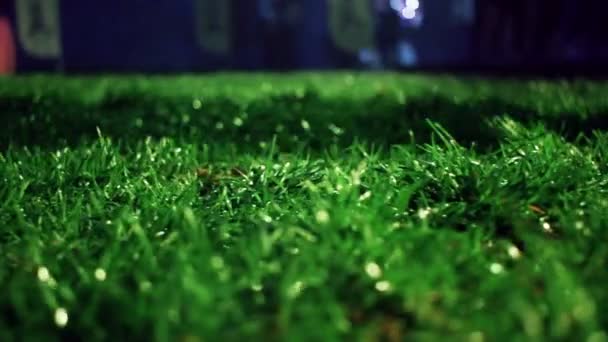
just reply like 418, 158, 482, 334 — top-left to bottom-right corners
401, 7, 417, 19
406, 0, 420, 10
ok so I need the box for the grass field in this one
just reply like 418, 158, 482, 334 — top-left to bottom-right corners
1, 74, 608, 341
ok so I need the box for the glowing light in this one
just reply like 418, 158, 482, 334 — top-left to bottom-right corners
406, 0, 420, 10
401, 7, 417, 19
390, 0, 403, 11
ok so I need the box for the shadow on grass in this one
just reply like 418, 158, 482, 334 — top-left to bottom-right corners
1, 91, 607, 151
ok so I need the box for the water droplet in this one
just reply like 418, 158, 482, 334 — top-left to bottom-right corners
54, 308, 69, 327
210, 256, 225, 269
489, 263, 504, 274
365, 262, 382, 279
140, 281, 152, 292
94, 268, 107, 281
37, 266, 50, 282
417, 207, 431, 220
192, 99, 202, 110
359, 191, 372, 202
301, 119, 311, 131
260, 213, 272, 223
508, 245, 522, 259
375, 280, 392, 292
233, 117, 244, 127
315, 209, 330, 224
328, 123, 344, 136
287, 281, 304, 298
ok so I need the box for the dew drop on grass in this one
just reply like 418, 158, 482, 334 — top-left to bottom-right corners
210, 256, 225, 270
260, 213, 272, 223
508, 245, 522, 259
94, 268, 107, 281
489, 263, 504, 274
54, 308, 69, 327
315, 209, 330, 224
233, 117, 244, 127
375, 280, 392, 292
328, 123, 344, 136
192, 99, 202, 110
359, 191, 372, 202
365, 262, 382, 279
287, 281, 304, 298
140, 281, 152, 292
301, 119, 311, 131
37, 266, 50, 282
417, 207, 431, 220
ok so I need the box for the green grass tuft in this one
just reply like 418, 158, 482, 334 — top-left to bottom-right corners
1, 73, 607, 340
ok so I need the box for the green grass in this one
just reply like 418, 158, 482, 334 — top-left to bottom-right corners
1, 73, 608, 341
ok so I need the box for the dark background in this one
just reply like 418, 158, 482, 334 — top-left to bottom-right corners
1, 0, 607, 75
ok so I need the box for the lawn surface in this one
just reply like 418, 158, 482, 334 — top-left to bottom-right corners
1, 73, 608, 341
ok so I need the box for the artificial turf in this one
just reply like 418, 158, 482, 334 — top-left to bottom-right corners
1, 73, 608, 340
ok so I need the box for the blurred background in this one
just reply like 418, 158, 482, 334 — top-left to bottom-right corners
0, 0, 607, 74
